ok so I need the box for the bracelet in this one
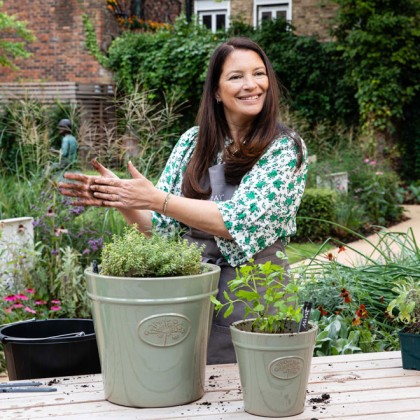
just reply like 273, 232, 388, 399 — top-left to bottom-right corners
162, 192, 172, 215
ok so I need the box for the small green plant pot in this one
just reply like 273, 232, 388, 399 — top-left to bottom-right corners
230, 319, 318, 417
399, 330, 420, 370
85, 263, 220, 408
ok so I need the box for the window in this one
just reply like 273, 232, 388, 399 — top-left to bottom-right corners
195, 1, 230, 32
254, 1, 292, 27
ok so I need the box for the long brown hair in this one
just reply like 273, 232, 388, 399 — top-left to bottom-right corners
182, 37, 303, 199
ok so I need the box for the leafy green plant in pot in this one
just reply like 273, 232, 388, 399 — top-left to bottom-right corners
211, 252, 317, 417
84, 226, 220, 408
387, 278, 420, 370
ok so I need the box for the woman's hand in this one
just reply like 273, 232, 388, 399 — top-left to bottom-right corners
89, 162, 159, 210
58, 159, 118, 206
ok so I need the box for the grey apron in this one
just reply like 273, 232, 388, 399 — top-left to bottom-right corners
183, 163, 289, 364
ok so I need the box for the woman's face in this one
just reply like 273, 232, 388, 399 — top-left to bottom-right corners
216, 49, 269, 127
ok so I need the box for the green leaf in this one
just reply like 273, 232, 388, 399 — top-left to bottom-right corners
254, 304, 265, 312
236, 290, 260, 301
210, 295, 221, 307
224, 303, 234, 318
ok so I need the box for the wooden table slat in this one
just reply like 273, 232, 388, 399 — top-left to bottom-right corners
1, 351, 419, 419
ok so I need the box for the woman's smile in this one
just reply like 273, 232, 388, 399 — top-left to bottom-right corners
239, 95, 261, 101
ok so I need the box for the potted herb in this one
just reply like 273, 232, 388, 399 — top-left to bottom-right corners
387, 278, 420, 370
211, 252, 317, 417
84, 226, 220, 408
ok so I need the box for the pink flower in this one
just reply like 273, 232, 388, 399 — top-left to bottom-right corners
364, 158, 370, 163
376, 171, 383, 175
15, 293, 29, 301
54, 227, 68, 236
5, 307, 13, 313
3, 295, 17, 302
24, 307, 36, 314
51, 299, 61, 304
50, 306, 62, 311
13, 303, 24, 309
46, 206, 56, 217
26, 288, 35, 294
35, 300, 47, 305
369, 160, 376, 166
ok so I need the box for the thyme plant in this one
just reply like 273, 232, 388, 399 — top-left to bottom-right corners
100, 226, 204, 277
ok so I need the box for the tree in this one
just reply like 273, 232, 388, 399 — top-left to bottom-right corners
0, 0, 35, 68
332, 0, 420, 158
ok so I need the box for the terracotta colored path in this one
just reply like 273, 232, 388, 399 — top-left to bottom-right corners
292, 205, 420, 268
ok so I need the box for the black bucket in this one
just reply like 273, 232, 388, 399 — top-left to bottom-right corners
0, 318, 101, 380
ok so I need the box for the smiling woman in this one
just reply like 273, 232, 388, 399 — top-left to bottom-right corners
216, 49, 269, 126
58, 37, 308, 365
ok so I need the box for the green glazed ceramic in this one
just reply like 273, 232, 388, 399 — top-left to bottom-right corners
85, 263, 220, 408
230, 319, 318, 417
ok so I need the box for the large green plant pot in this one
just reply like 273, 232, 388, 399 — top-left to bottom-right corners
230, 319, 318, 417
399, 330, 420, 370
85, 263, 220, 408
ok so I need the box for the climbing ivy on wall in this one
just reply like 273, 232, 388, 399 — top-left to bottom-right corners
0, 0, 35, 68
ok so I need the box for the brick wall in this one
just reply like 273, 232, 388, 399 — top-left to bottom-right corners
228, 0, 336, 39
143, 0, 183, 23
0, 0, 121, 84
230, 0, 253, 25
0, 0, 337, 85
292, 0, 337, 40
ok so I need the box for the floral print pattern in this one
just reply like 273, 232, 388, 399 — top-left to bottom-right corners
152, 126, 308, 266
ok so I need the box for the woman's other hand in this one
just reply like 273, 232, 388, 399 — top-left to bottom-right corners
89, 162, 158, 210
58, 159, 118, 206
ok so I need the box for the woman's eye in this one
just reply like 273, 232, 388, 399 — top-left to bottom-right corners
255, 71, 266, 77
229, 75, 242, 80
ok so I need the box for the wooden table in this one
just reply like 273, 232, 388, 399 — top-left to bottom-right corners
1, 351, 419, 419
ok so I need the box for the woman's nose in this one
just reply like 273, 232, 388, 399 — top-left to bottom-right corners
243, 75, 257, 89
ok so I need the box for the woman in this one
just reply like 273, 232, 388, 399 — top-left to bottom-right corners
59, 37, 308, 364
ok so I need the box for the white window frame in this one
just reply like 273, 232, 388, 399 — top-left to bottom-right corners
253, 0, 292, 28
194, 0, 230, 32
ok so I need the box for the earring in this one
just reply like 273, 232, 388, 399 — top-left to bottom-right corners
216, 97, 221, 104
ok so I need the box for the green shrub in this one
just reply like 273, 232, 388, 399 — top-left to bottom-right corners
399, 180, 420, 205
225, 18, 255, 38
295, 188, 337, 242
107, 16, 223, 127
332, 0, 420, 137
100, 226, 204, 277
106, 16, 359, 133
305, 140, 364, 189
253, 18, 358, 127
333, 193, 368, 240
398, 95, 420, 181
350, 165, 404, 226
297, 229, 420, 354
306, 142, 404, 234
